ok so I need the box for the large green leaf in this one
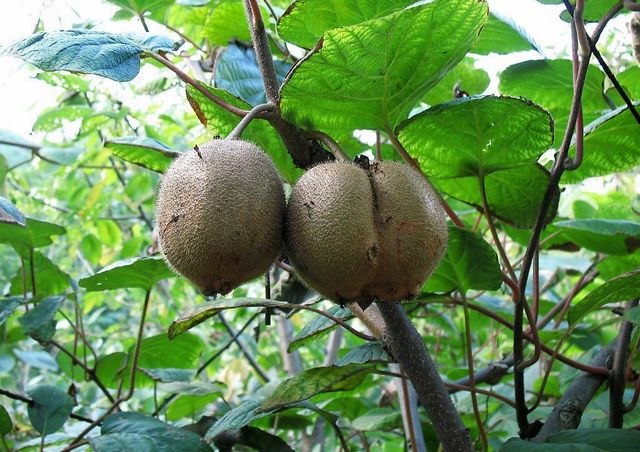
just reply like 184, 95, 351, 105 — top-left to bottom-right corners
214, 44, 292, 106
424, 226, 502, 293
552, 219, 640, 255
500, 428, 640, 451
423, 58, 490, 106
0, 405, 12, 435
79, 256, 174, 292
472, 13, 537, 55
562, 106, 640, 183
288, 305, 352, 352
26, 385, 74, 435
186, 83, 301, 182
18, 296, 64, 342
9, 252, 70, 297
1, 30, 174, 82
280, 0, 488, 132
92, 412, 211, 452
432, 163, 558, 228
105, 137, 180, 173
607, 67, 640, 105
568, 270, 640, 326
499, 59, 609, 147
107, 0, 173, 14
258, 364, 374, 413
0, 218, 66, 258
96, 333, 204, 389
277, 0, 416, 49
398, 95, 552, 178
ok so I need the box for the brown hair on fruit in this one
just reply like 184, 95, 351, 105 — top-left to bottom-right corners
285, 161, 448, 303
155, 139, 285, 296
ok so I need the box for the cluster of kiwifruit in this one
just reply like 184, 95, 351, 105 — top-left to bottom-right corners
155, 139, 448, 304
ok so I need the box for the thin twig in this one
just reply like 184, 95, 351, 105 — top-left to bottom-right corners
227, 103, 274, 140
306, 131, 350, 161
146, 51, 249, 117
610, 299, 639, 427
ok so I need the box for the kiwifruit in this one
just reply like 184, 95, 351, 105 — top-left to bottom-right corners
285, 161, 448, 303
155, 139, 285, 296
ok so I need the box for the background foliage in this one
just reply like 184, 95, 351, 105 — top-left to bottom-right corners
0, 0, 639, 450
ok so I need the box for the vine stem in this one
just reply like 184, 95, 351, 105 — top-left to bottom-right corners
243, 0, 279, 103
65, 289, 153, 449
610, 299, 639, 427
377, 302, 472, 452
513, 3, 626, 435
146, 51, 249, 117
306, 131, 350, 161
227, 103, 275, 140
461, 293, 488, 451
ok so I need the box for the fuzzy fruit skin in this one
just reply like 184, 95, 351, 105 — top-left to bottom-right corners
155, 139, 285, 296
285, 161, 448, 303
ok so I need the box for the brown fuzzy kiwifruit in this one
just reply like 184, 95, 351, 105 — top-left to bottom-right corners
155, 139, 285, 296
285, 161, 448, 303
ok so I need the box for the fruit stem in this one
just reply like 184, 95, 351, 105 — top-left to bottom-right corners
306, 131, 350, 161
377, 302, 472, 451
227, 103, 275, 140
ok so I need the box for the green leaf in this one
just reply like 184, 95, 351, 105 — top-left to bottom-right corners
10, 252, 71, 297
398, 95, 552, 178
14, 350, 58, 370
138, 368, 196, 383
352, 407, 403, 431
96, 334, 204, 389
257, 364, 374, 413
558, 0, 624, 22
165, 394, 218, 422
425, 226, 502, 293
553, 219, 640, 255
0, 197, 26, 226
422, 58, 490, 106
288, 305, 352, 353
18, 296, 64, 342
0, 405, 12, 435
170, 298, 289, 338
499, 59, 608, 148
472, 13, 537, 55
277, 0, 416, 49
214, 44, 291, 106
335, 342, 391, 366
106, 0, 173, 14
1, 30, 173, 82
432, 163, 558, 228
205, 399, 262, 441
499, 437, 601, 451
547, 428, 640, 450
568, 270, 640, 326
105, 137, 180, 173
93, 412, 211, 452
202, 1, 255, 46
159, 381, 221, 396
606, 67, 640, 104
186, 83, 301, 183
80, 234, 102, 265
280, 0, 488, 132
26, 385, 74, 435
562, 105, 640, 183
33, 106, 94, 132
0, 218, 66, 258
625, 307, 640, 326
79, 256, 174, 292
0, 297, 21, 326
